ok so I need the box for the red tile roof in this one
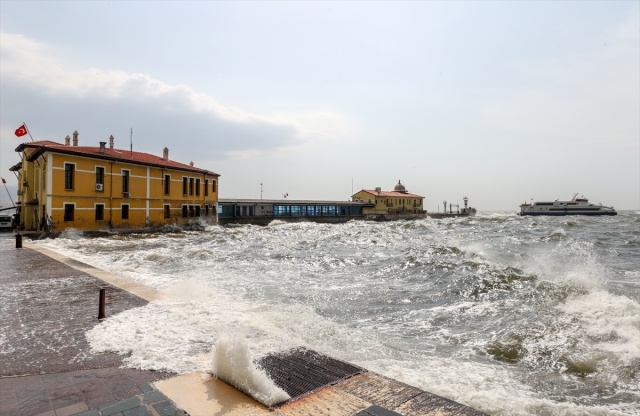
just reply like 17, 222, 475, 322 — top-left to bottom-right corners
16, 140, 219, 176
358, 189, 424, 198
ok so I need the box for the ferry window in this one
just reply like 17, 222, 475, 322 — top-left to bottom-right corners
204, 179, 209, 196
164, 174, 170, 195
96, 167, 104, 187
164, 204, 170, 219
182, 177, 188, 195
95, 204, 104, 221
64, 164, 74, 190
64, 204, 74, 221
189, 178, 194, 195
195, 179, 200, 196
121, 204, 129, 220
122, 170, 130, 193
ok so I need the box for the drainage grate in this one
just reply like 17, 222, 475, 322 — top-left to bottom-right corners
257, 347, 366, 408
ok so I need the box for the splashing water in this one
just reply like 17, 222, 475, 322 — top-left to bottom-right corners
35, 212, 640, 415
211, 336, 290, 407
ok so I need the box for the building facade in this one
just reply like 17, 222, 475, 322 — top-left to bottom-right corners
351, 180, 425, 216
12, 131, 219, 232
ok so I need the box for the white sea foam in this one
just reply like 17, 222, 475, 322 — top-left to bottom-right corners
33, 214, 640, 415
211, 336, 290, 407
557, 290, 640, 364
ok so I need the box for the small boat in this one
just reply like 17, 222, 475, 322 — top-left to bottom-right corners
519, 194, 617, 216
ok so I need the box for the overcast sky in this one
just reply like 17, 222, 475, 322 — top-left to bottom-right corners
1, 1, 638, 211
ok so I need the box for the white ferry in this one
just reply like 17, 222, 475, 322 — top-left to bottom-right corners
519, 194, 617, 216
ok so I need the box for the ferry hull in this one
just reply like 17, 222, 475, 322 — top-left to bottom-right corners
519, 211, 617, 216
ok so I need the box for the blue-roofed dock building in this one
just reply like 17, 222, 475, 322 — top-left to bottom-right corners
218, 198, 372, 225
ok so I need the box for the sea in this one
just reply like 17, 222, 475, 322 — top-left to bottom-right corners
33, 211, 640, 416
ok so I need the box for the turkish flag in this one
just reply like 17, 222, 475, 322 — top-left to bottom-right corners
15, 124, 27, 137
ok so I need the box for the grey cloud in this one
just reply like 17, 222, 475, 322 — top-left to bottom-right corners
1, 80, 300, 164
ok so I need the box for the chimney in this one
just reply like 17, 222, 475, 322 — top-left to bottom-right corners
99, 142, 106, 154
72, 130, 79, 146
190, 161, 194, 167
163, 147, 169, 161
65, 135, 71, 146
375, 187, 381, 194
109, 135, 114, 149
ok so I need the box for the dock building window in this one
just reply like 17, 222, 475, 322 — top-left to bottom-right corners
164, 204, 170, 219
189, 178, 194, 195
195, 179, 200, 196
122, 170, 130, 193
164, 174, 170, 195
182, 205, 188, 217
212, 181, 216, 193
64, 204, 74, 221
96, 167, 104, 189
195, 205, 201, 217
182, 178, 188, 195
121, 204, 129, 220
64, 164, 74, 190
95, 204, 104, 221
204, 180, 209, 196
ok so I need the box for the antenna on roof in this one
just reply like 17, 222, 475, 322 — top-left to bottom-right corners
130, 128, 133, 154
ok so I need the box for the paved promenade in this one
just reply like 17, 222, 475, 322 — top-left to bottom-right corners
0, 232, 487, 416
0, 234, 180, 416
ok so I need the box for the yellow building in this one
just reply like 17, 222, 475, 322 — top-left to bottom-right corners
12, 131, 219, 232
351, 180, 425, 216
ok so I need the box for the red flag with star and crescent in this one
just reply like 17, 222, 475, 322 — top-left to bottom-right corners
15, 124, 27, 137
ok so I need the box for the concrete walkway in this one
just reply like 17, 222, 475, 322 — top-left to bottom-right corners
0, 232, 487, 416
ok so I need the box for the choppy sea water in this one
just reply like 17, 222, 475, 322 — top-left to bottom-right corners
33, 212, 640, 415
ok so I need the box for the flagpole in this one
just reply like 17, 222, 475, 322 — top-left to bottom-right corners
24, 122, 34, 142
2, 179, 16, 207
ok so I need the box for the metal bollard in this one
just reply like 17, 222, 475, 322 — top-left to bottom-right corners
15, 233, 22, 249
98, 288, 106, 319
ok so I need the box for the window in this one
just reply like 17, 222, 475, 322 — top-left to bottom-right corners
121, 204, 129, 220
189, 178, 194, 195
195, 205, 201, 217
195, 179, 200, 196
204, 180, 209, 196
64, 164, 74, 190
164, 174, 170, 195
189, 205, 194, 217
122, 170, 130, 193
182, 205, 188, 217
212, 180, 216, 193
96, 167, 104, 187
205, 205, 209, 216
164, 204, 170, 219
95, 204, 104, 220
64, 204, 74, 221
182, 178, 188, 195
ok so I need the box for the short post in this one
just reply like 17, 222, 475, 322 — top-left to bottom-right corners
98, 288, 106, 319
15, 233, 22, 249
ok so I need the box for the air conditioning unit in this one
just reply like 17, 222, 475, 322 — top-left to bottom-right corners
123, 192, 130, 198
96, 184, 104, 191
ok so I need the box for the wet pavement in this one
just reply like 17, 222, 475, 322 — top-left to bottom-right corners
0, 233, 179, 416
